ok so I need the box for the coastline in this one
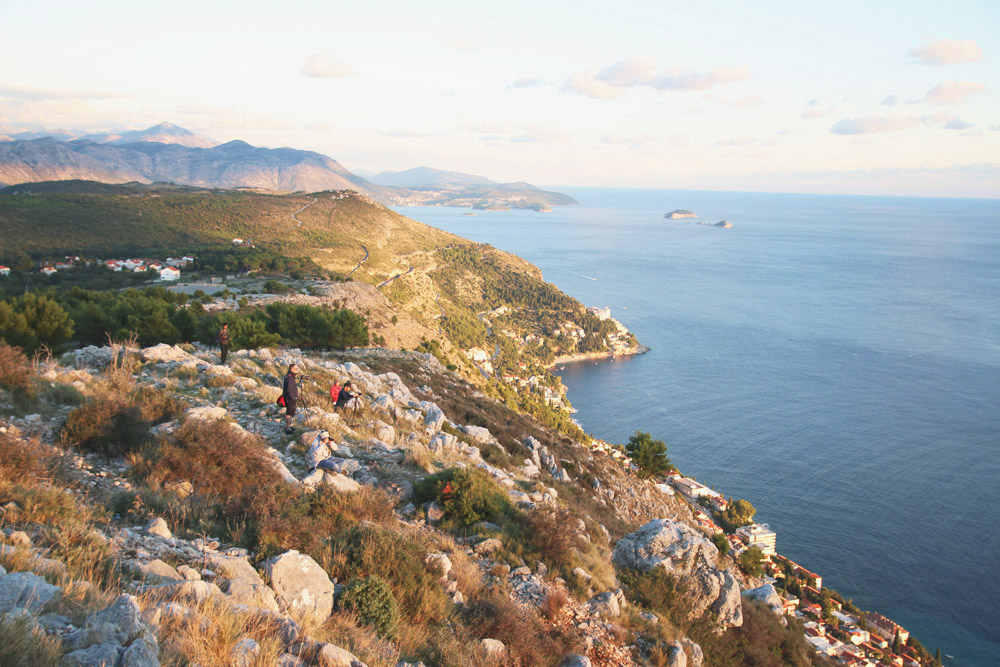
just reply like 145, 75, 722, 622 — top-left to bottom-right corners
546, 343, 650, 369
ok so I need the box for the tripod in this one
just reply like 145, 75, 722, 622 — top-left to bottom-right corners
296, 375, 310, 410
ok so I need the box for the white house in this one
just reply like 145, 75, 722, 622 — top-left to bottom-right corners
736, 523, 777, 555
40, 266, 58, 276
0, 265, 10, 276
159, 266, 181, 281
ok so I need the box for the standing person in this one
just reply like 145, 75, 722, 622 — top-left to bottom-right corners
282, 363, 299, 435
217, 323, 231, 364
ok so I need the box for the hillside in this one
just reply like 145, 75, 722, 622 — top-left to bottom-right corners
378, 166, 577, 209
0, 338, 821, 667
0, 182, 636, 432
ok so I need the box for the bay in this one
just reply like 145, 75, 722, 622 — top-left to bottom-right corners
394, 187, 1000, 666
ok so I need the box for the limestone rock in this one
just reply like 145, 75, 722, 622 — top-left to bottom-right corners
136, 559, 182, 583
140, 344, 195, 364
690, 569, 742, 628
0, 571, 61, 614
742, 583, 782, 615
203, 552, 264, 586
143, 518, 172, 539
667, 642, 687, 667
264, 550, 335, 622
323, 472, 362, 493
227, 580, 280, 613
559, 656, 592, 667
424, 404, 445, 431
184, 405, 228, 422
120, 632, 159, 666
316, 642, 366, 667
612, 519, 718, 574
472, 538, 502, 555
231, 638, 261, 667
461, 425, 494, 444
681, 637, 704, 667
148, 580, 223, 605
425, 553, 452, 578
59, 642, 121, 667
481, 638, 505, 655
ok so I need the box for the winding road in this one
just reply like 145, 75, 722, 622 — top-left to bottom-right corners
291, 198, 317, 227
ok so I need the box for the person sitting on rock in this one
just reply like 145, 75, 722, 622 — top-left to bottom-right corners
307, 430, 334, 470
335, 381, 360, 413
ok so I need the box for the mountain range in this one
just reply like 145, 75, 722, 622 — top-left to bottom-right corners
0, 122, 575, 208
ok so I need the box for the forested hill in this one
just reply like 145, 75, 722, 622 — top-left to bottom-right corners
0, 181, 638, 433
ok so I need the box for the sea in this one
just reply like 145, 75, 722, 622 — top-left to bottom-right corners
393, 187, 1000, 667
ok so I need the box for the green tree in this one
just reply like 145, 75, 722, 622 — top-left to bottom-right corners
0, 293, 74, 353
340, 575, 399, 639
625, 431, 674, 479
893, 629, 902, 654
739, 546, 766, 577
717, 497, 757, 533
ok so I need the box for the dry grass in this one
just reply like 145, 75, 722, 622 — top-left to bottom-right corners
150, 595, 287, 667
0, 613, 63, 666
322, 612, 401, 667
0, 341, 35, 398
539, 588, 569, 623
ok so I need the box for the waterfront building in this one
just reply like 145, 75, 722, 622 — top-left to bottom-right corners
736, 523, 777, 555
865, 612, 909, 645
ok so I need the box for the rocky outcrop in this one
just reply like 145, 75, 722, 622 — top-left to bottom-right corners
742, 583, 783, 615
60, 594, 160, 667
613, 520, 742, 629
612, 519, 718, 574
263, 551, 336, 622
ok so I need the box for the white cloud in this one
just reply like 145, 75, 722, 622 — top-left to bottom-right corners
882, 95, 898, 106
715, 136, 756, 146
562, 71, 623, 99
802, 107, 824, 119
511, 127, 568, 143
910, 39, 985, 66
944, 118, 973, 130
508, 76, 546, 89
301, 53, 357, 79
830, 115, 923, 135
0, 85, 128, 101
563, 58, 749, 99
923, 80, 986, 105
728, 95, 763, 108
990, 125, 1000, 132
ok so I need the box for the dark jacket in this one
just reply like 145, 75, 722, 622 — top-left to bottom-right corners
217, 327, 230, 346
335, 387, 357, 407
282, 372, 299, 401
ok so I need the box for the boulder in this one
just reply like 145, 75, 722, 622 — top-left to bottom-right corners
427, 432, 457, 454
147, 580, 223, 605
204, 363, 234, 377
227, 580, 280, 613
263, 551, 335, 622
120, 633, 159, 666
461, 425, 494, 444
612, 519, 718, 574
473, 538, 503, 556
136, 559, 182, 583
587, 589, 626, 618
681, 637, 704, 667
0, 571, 61, 614
559, 656, 592, 667
667, 642, 687, 667
425, 553, 452, 578
424, 405, 446, 431
322, 472, 362, 493
315, 642, 366, 667
231, 638, 261, 667
690, 569, 742, 628
73, 346, 115, 368
143, 518, 172, 540
203, 553, 265, 586
481, 638, 505, 655
269, 457, 299, 485
140, 344, 195, 364
742, 583, 783, 615
374, 421, 395, 444
184, 406, 228, 422
59, 643, 121, 667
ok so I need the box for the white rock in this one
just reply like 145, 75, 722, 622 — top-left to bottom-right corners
185, 406, 228, 422
144, 517, 172, 539
263, 551, 335, 622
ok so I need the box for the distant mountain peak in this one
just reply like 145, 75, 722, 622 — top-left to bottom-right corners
80, 122, 219, 149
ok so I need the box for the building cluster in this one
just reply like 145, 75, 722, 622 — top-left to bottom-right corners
231, 238, 256, 248
666, 474, 926, 665
0, 255, 195, 282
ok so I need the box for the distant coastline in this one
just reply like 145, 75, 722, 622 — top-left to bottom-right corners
547, 343, 650, 369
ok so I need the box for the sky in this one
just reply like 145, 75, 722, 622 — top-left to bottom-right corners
1, 0, 999, 198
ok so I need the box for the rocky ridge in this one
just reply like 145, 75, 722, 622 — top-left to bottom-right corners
0, 341, 771, 666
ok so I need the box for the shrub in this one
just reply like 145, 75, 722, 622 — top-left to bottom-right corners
340, 576, 400, 639
61, 397, 152, 455
412, 467, 515, 528
329, 524, 449, 624
0, 342, 34, 397
524, 505, 581, 567
463, 594, 578, 667
618, 567, 694, 629
711, 532, 731, 556
0, 613, 63, 666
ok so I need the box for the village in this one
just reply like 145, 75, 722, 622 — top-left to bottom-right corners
582, 438, 933, 667
0, 255, 193, 281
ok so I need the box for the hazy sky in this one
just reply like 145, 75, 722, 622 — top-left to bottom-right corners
2, 0, 999, 197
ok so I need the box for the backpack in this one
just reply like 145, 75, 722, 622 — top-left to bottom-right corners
276, 395, 286, 407
330, 383, 341, 403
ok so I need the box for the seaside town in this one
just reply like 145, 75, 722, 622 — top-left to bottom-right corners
585, 438, 931, 667
0, 255, 193, 281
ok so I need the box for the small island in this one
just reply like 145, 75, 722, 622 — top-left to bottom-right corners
665, 209, 696, 219
713, 220, 732, 228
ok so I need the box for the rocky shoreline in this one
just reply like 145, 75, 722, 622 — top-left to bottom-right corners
547, 344, 650, 369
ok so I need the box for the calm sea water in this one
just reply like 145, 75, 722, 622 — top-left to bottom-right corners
394, 188, 1000, 666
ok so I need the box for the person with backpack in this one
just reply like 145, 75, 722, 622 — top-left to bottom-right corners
281, 363, 299, 434
217, 323, 231, 364
329, 381, 342, 409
